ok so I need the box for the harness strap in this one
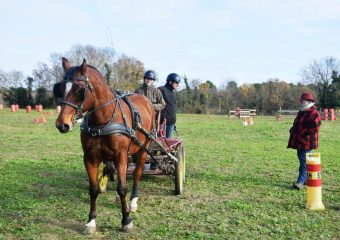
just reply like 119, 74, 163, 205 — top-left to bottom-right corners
116, 91, 143, 155
80, 90, 155, 159
86, 95, 120, 116
81, 91, 144, 137
120, 93, 139, 130
59, 99, 80, 110
80, 120, 133, 137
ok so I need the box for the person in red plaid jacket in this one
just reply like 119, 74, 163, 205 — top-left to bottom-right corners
287, 92, 321, 190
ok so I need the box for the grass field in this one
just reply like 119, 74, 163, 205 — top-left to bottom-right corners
0, 109, 339, 240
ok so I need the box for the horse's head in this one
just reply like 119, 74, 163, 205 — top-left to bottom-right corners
54, 57, 94, 133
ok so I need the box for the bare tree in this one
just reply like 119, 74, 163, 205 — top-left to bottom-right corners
301, 57, 339, 107
31, 45, 117, 90
66, 44, 116, 74
32, 63, 55, 90
0, 70, 24, 88
220, 80, 240, 113
0, 70, 6, 89
49, 53, 64, 83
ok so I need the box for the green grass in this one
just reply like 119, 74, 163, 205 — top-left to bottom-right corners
0, 109, 339, 240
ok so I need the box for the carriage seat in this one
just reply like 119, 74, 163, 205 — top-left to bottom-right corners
154, 120, 182, 151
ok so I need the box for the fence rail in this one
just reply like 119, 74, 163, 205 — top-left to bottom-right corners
229, 109, 256, 118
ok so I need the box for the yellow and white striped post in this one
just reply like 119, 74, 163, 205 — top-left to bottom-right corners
306, 152, 325, 210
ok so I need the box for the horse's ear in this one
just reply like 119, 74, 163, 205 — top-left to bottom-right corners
80, 58, 87, 74
62, 57, 71, 72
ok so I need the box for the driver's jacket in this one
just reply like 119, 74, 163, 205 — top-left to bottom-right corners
134, 84, 166, 112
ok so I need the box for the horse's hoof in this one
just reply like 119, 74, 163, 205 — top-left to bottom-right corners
83, 226, 96, 235
129, 197, 138, 212
129, 205, 138, 213
121, 221, 133, 232
83, 219, 96, 235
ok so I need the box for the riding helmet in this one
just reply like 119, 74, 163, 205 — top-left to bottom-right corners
144, 70, 156, 80
166, 73, 181, 83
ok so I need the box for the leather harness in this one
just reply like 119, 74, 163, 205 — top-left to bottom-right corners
80, 90, 140, 137
55, 70, 156, 158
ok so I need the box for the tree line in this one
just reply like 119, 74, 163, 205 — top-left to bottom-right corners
0, 45, 339, 114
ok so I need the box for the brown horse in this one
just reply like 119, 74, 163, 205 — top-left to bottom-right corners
54, 58, 155, 233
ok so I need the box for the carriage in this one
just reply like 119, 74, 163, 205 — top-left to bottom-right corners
54, 57, 186, 233
97, 120, 186, 195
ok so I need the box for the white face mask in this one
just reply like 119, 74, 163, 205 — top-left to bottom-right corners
300, 100, 314, 111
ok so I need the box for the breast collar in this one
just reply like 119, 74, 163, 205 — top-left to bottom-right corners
80, 90, 140, 137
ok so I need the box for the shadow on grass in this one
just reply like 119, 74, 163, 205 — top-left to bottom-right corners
44, 218, 83, 234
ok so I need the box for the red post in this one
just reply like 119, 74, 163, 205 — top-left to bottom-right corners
323, 108, 328, 120
26, 105, 32, 113
329, 109, 335, 121
15, 104, 19, 111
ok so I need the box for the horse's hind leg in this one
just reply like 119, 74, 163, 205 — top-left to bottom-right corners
117, 151, 133, 232
109, 161, 116, 181
83, 160, 99, 235
130, 150, 148, 213
109, 161, 121, 203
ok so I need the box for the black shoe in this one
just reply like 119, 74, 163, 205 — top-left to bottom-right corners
292, 182, 304, 190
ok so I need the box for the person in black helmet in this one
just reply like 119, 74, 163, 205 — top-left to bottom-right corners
158, 73, 181, 138
135, 70, 166, 112
135, 70, 166, 170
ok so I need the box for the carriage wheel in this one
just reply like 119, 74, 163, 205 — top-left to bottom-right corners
175, 144, 184, 195
98, 162, 109, 193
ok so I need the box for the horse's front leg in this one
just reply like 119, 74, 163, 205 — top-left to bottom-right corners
130, 150, 148, 213
83, 159, 99, 235
117, 151, 133, 232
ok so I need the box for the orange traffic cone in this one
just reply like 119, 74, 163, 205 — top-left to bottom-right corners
40, 115, 47, 123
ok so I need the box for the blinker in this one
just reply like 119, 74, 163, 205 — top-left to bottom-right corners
53, 82, 63, 98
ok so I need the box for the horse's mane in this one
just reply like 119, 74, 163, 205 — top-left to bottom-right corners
87, 65, 102, 75
87, 65, 107, 84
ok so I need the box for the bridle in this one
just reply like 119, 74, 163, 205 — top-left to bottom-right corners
56, 67, 94, 121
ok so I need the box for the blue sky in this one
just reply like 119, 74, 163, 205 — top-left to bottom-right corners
1, 0, 340, 87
